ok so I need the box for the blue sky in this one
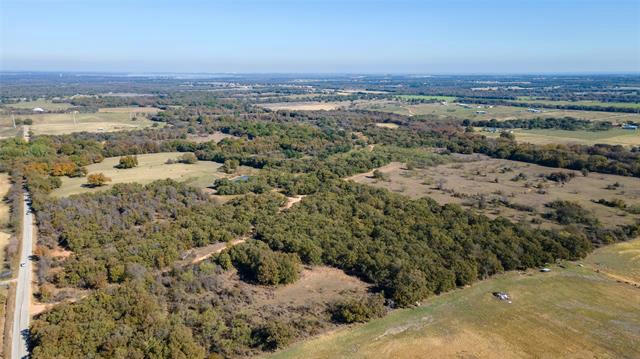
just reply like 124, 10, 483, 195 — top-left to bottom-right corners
1, 0, 639, 73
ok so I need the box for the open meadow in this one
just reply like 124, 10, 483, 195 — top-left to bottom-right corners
0, 107, 162, 137
2, 99, 73, 111
354, 100, 640, 124
259, 101, 356, 111
482, 128, 640, 146
348, 158, 640, 228
270, 239, 640, 359
51, 152, 247, 197
513, 98, 640, 111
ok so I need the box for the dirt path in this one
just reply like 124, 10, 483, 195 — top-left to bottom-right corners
190, 238, 246, 264
597, 270, 640, 287
282, 195, 305, 210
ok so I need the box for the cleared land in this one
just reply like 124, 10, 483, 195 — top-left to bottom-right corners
270, 239, 640, 359
348, 158, 640, 228
355, 100, 640, 124
187, 131, 235, 143
2, 99, 73, 111
50, 152, 242, 197
513, 98, 640, 111
396, 95, 457, 102
481, 128, 640, 146
0, 107, 162, 137
260, 101, 358, 111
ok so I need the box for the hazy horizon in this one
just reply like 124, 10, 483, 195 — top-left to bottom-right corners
2, 0, 639, 73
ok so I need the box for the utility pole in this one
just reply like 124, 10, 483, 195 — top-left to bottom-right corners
12, 114, 16, 128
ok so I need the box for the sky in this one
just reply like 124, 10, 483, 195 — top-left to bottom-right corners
1, 0, 639, 74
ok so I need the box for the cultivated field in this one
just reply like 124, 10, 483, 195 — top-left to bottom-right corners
271, 239, 640, 359
354, 100, 640, 124
0, 107, 162, 137
482, 128, 640, 146
50, 152, 242, 197
348, 158, 640, 228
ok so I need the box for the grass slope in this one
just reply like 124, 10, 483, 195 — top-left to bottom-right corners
482, 128, 640, 146
270, 240, 640, 359
0, 107, 161, 136
51, 152, 224, 197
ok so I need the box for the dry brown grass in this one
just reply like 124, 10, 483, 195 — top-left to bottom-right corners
97, 107, 160, 114
50, 152, 236, 197
187, 131, 235, 143
348, 158, 640, 228
271, 240, 640, 359
253, 266, 371, 309
374, 123, 399, 129
0, 108, 162, 137
260, 102, 350, 111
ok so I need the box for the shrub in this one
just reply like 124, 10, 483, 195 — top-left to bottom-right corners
221, 159, 239, 173
544, 200, 598, 226
331, 294, 385, 323
86, 173, 111, 187
117, 155, 138, 169
253, 321, 293, 351
228, 241, 301, 285
545, 171, 575, 183
179, 153, 198, 164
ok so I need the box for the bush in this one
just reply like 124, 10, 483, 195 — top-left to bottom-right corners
228, 241, 301, 285
86, 173, 111, 187
544, 200, 598, 226
331, 294, 385, 323
117, 155, 138, 169
179, 153, 198, 164
253, 321, 293, 351
221, 159, 239, 173
545, 171, 575, 183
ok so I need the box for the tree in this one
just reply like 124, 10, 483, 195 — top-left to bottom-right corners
87, 173, 111, 187
117, 155, 138, 169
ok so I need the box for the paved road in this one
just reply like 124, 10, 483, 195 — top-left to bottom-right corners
11, 193, 32, 359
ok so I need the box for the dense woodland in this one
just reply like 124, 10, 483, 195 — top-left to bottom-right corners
1, 75, 639, 358
467, 117, 614, 131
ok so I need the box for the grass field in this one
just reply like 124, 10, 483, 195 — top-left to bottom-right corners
482, 128, 640, 146
0, 107, 162, 137
2, 99, 73, 111
51, 152, 235, 197
260, 101, 356, 111
513, 98, 640, 111
270, 239, 640, 359
347, 158, 640, 228
355, 100, 640, 124
396, 95, 457, 102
